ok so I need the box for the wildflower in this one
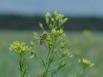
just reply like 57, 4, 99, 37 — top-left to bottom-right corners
10, 41, 31, 54
51, 29, 59, 37
51, 29, 64, 37
45, 12, 51, 24
79, 58, 94, 68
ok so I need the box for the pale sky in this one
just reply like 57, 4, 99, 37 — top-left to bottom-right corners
0, 0, 103, 17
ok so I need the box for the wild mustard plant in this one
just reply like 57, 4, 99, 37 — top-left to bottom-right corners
70, 30, 94, 77
31, 11, 72, 77
10, 41, 31, 77
79, 58, 94, 68
78, 30, 94, 77
77, 58, 94, 77
9, 11, 94, 77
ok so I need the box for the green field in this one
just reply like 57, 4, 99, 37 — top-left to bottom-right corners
0, 31, 103, 77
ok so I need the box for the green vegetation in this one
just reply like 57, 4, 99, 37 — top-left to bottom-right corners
0, 12, 102, 77
0, 31, 103, 77
8, 12, 94, 77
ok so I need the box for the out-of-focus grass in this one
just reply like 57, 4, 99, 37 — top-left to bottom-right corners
0, 31, 103, 77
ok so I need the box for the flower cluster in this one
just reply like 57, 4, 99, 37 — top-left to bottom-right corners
79, 58, 94, 68
10, 41, 31, 54
51, 28, 64, 37
45, 11, 68, 30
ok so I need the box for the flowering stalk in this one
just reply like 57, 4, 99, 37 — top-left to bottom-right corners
10, 41, 31, 77
9, 11, 95, 77
77, 58, 94, 77
31, 11, 72, 77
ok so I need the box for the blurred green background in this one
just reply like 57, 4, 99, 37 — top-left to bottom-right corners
0, 31, 103, 77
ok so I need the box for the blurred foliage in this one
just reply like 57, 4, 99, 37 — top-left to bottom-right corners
0, 15, 103, 30
0, 30, 99, 77
0, 31, 102, 77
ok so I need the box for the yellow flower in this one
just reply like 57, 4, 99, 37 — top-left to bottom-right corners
10, 41, 31, 54
79, 58, 94, 68
51, 29, 58, 36
51, 29, 64, 37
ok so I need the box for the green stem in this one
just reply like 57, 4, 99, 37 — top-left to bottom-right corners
76, 68, 85, 77
18, 54, 27, 77
43, 42, 55, 77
